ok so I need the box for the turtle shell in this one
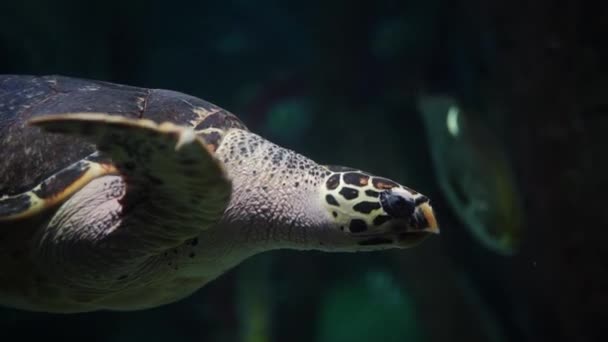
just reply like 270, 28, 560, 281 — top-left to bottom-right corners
0, 75, 248, 199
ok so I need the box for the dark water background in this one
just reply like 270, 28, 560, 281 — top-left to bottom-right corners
1, 1, 606, 341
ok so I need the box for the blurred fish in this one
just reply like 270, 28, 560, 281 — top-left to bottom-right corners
418, 96, 523, 255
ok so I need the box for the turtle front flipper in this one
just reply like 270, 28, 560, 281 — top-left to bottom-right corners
28, 113, 232, 240
24, 113, 232, 303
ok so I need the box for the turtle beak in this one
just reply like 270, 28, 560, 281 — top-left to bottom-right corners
379, 187, 440, 236
414, 202, 440, 234
394, 199, 440, 248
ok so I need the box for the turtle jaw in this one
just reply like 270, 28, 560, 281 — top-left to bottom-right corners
377, 187, 439, 244
394, 202, 440, 247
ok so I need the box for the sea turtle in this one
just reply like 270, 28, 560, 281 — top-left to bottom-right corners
0, 75, 439, 313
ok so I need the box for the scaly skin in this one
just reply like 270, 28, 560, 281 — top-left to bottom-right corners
1, 126, 438, 313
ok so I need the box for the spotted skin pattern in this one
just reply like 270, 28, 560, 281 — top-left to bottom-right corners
319, 168, 429, 244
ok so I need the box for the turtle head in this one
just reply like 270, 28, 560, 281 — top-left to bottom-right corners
317, 168, 439, 251
214, 130, 438, 253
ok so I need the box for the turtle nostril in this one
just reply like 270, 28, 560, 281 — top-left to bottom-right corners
380, 191, 416, 218
415, 195, 429, 206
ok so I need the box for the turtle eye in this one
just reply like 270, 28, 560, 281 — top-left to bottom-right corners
380, 190, 416, 218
